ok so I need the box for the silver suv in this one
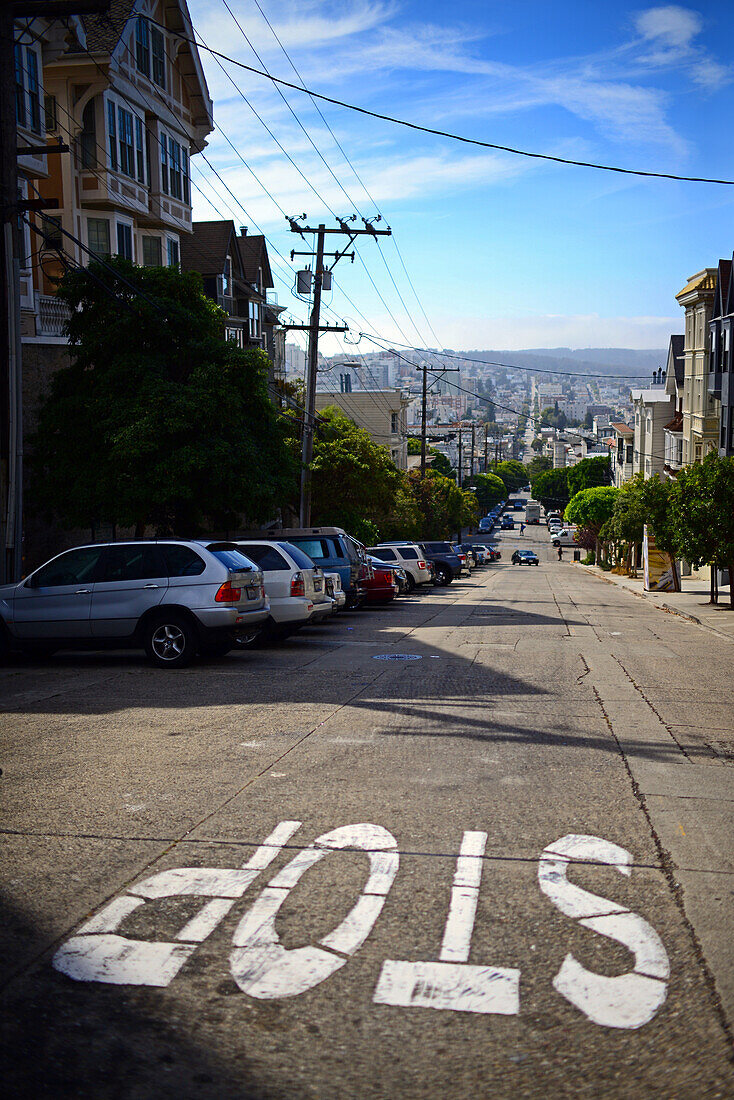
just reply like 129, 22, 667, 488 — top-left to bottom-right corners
0, 540, 269, 668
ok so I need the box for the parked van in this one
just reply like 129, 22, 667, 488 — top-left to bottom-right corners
525, 502, 541, 524
250, 527, 366, 607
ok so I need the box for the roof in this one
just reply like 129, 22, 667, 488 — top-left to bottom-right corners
610, 422, 633, 435
663, 411, 683, 432
238, 233, 274, 290
179, 220, 237, 276
676, 268, 717, 302
72, 0, 136, 54
712, 258, 733, 320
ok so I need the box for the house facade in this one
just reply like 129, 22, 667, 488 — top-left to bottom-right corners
663, 334, 685, 478
675, 269, 719, 465
609, 422, 634, 486
315, 390, 410, 470
708, 254, 734, 458
631, 370, 674, 480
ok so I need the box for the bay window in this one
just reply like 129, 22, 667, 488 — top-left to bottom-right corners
151, 26, 166, 88
135, 17, 150, 77
107, 100, 117, 170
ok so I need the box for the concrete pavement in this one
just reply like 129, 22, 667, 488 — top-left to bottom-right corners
1, 524, 732, 1098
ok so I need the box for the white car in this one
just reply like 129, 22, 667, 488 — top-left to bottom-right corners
234, 539, 332, 640
551, 528, 578, 547
369, 543, 432, 592
324, 571, 346, 611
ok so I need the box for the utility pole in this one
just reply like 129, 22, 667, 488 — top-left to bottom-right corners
457, 423, 463, 488
484, 425, 489, 472
470, 422, 475, 479
420, 360, 428, 477
289, 215, 391, 526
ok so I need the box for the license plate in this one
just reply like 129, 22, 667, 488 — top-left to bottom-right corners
314, 577, 322, 591
246, 586, 259, 600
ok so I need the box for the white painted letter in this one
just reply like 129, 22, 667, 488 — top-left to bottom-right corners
230, 823, 398, 999
373, 831, 520, 1015
53, 821, 301, 987
538, 833, 669, 1029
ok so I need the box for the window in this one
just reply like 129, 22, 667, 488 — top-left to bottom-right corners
181, 148, 189, 203
135, 17, 150, 77
44, 94, 57, 132
289, 539, 330, 562
26, 49, 40, 133
225, 327, 243, 346
371, 548, 397, 561
249, 300, 261, 340
118, 106, 134, 177
42, 216, 63, 249
31, 547, 103, 588
223, 255, 232, 296
397, 547, 418, 560
97, 545, 166, 582
162, 545, 205, 577
167, 238, 179, 267
88, 218, 110, 257
142, 235, 161, 266
207, 547, 255, 572
14, 44, 25, 127
135, 116, 145, 182
151, 26, 165, 88
116, 222, 133, 260
237, 545, 289, 571
160, 133, 168, 192
79, 99, 97, 169
169, 135, 182, 198
391, 412, 399, 433
107, 100, 117, 170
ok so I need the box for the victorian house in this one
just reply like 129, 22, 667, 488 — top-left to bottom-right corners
675, 268, 719, 465
708, 254, 734, 458
662, 334, 685, 477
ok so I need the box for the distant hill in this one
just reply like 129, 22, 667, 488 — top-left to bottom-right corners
459, 347, 669, 378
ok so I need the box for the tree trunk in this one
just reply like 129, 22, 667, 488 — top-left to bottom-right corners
709, 566, 718, 605
134, 520, 146, 538
729, 561, 734, 609
667, 552, 681, 592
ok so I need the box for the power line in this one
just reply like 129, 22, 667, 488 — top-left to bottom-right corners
360, 334, 654, 380
155, 34, 734, 187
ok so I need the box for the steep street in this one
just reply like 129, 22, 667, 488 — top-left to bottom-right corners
1, 525, 732, 1099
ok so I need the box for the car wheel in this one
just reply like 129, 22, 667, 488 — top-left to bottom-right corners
404, 573, 416, 594
233, 628, 262, 649
144, 614, 197, 668
436, 565, 451, 586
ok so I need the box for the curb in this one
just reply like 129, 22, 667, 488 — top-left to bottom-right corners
574, 563, 734, 642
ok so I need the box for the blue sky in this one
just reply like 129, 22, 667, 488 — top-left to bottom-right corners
187, 0, 734, 352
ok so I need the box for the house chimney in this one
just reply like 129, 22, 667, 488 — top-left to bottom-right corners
239, 226, 248, 236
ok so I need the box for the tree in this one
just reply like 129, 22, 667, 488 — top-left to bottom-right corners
30, 258, 296, 534
532, 468, 569, 511
670, 453, 734, 606
530, 437, 544, 453
409, 470, 465, 539
492, 459, 526, 494
469, 471, 506, 509
540, 405, 567, 430
526, 455, 552, 482
310, 406, 403, 540
567, 455, 610, 498
565, 486, 619, 559
637, 474, 680, 590
406, 438, 453, 477
604, 474, 646, 575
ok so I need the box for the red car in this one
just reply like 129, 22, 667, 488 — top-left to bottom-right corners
359, 561, 398, 603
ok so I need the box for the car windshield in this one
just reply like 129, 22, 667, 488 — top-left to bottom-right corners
205, 546, 255, 572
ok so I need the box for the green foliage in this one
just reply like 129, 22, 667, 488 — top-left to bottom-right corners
582, 551, 596, 565
670, 454, 734, 598
407, 437, 421, 454
525, 454, 552, 482
637, 473, 677, 559
565, 486, 619, 535
531, 468, 569, 510
469, 471, 506, 508
460, 489, 480, 529
379, 481, 423, 542
567, 455, 610, 497
540, 405, 567, 430
30, 258, 296, 533
606, 473, 647, 545
492, 459, 526, 494
310, 406, 403, 536
409, 470, 465, 539
406, 437, 453, 476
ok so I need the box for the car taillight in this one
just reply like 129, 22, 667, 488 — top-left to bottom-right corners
418, 561, 426, 569
290, 571, 305, 597
215, 582, 241, 602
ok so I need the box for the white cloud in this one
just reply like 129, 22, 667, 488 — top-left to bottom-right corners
635, 6, 702, 48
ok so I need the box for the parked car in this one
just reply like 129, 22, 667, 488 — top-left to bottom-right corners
551, 528, 578, 548
512, 549, 539, 566
468, 544, 491, 565
233, 539, 332, 642
324, 571, 346, 611
368, 544, 432, 592
0, 540, 269, 668
361, 559, 399, 603
512, 499, 527, 511
368, 555, 407, 595
486, 547, 502, 561
419, 542, 463, 585
459, 543, 485, 567
478, 516, 494, 533
452, 547, 471, 576
545, 511, 562, 527
248, 527, 366, 608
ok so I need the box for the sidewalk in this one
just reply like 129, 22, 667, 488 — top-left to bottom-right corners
577, 563, 734, 640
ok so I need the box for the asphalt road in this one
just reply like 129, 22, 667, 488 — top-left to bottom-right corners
1, 523, 733, 1099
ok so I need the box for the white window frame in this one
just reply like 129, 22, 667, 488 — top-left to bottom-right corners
115, 217, 134, 261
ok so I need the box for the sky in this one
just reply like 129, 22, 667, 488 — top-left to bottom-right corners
186, 0, 734, 354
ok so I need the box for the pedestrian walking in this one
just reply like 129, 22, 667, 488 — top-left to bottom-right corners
557, 546, 563, 561
520, 523, 525, 536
